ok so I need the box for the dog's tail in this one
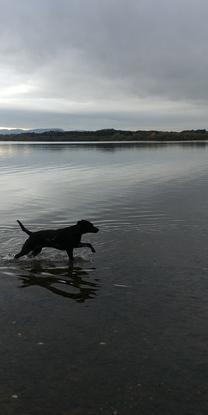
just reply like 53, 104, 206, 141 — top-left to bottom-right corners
17, 220, 32, 236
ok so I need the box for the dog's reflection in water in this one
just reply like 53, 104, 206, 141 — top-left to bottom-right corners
17, 262, 99, 303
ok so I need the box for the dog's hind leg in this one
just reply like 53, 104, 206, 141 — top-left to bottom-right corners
14, 239, 34, 259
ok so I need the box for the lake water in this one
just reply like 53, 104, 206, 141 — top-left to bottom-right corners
1, 142, 208, 414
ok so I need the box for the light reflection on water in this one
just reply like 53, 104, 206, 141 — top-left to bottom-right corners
0, 142, 208, 225
1, 142, 208, 257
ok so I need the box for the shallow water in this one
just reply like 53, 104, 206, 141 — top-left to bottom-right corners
1, 142, 208, 414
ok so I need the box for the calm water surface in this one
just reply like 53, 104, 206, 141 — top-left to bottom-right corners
1, 142, 208, 414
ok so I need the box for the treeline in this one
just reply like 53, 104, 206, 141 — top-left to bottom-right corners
1, 128, 208, 141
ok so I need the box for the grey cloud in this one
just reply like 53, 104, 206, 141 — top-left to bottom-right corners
0, 0, 208, 128
0, 106, 207, 131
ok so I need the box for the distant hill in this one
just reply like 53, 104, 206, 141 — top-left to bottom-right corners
0, 128, 208, 141
0, 128, 64, 135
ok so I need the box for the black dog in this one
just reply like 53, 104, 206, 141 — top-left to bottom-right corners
15, 219, 99, 261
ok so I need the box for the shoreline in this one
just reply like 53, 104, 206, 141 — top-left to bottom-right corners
1, 140, 208, 144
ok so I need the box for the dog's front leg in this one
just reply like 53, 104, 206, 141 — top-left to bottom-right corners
77, 242, 96, 253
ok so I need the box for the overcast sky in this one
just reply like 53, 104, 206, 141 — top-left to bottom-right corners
0, 0, 208, 130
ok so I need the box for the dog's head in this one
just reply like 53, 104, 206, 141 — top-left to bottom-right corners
77, 220, 99, 234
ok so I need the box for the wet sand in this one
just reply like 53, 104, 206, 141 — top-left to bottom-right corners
1, 224, 208, 415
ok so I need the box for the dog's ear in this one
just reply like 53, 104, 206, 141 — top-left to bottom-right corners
77, 220, 84, 225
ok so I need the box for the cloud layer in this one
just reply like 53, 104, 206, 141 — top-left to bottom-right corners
0, 0, 208, 130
